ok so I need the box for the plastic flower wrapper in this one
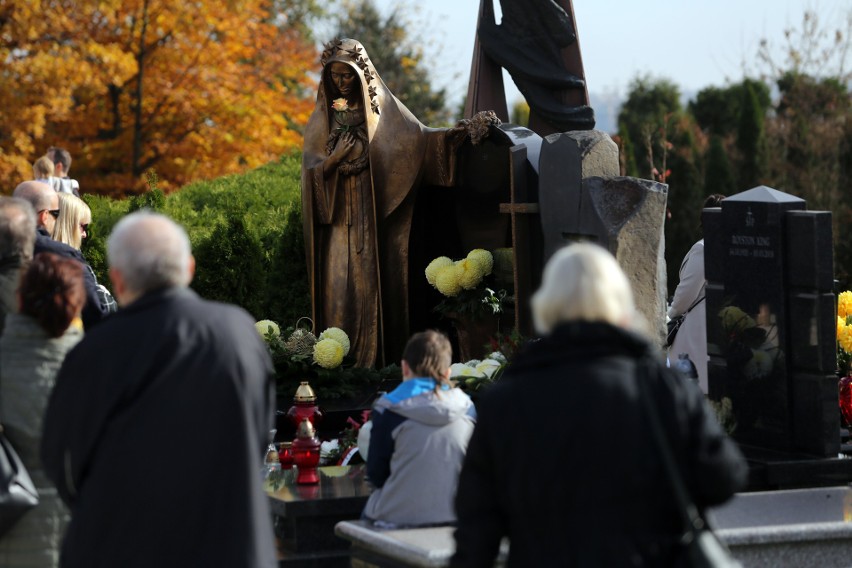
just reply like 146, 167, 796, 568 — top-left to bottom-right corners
255, 319, 280, 338
466, 249, 493, 275
314, 338, 344, 369
425, 256, 453, 286
435, 264, 463, 297
457, 258, 485, 290
319, 327, 350, 356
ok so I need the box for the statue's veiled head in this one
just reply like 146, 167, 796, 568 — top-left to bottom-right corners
320, 38, 382, 117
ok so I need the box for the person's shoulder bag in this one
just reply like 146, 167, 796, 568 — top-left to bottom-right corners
666, 293, 705, 348
0, 424, 39, 537
636, 360, 742, 568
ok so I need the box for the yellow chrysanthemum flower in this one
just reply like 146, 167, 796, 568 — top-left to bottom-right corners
839, 291, 852, 320
839, 316, 847, 340
313, 338, 344, 369
458, 258, 486, 290
466, 249, 494, 276
840, 325, 852, 355
425, 256, 454, 286
255, 320, 280, 338
319, 327, 350, 356
435, 264, 463, 297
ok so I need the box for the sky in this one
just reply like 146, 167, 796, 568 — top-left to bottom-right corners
371, 0, 848, 130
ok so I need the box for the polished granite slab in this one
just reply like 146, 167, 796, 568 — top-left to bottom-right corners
266, 465, 370, 566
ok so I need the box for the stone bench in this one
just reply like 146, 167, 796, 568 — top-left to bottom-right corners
711, 486, 852, 567
334, 520, 508, 567
337, 486, 852, 567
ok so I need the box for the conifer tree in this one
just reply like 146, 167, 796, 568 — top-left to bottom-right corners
736, 83, 769, 189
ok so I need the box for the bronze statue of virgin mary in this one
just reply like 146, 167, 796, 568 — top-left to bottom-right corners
302, 38, 494, 368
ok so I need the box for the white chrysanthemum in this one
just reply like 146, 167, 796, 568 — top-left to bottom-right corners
319, 327, 350, 356
450, 363, 485, 378
255, 320, 280, 338
458, 258, 485, 290
313, 338, 344, 369
435, 264, 463, 297
486, 351, 507, 364
425, 256, 454, 286
467, 249, 493, 276
475, 359, 503, 378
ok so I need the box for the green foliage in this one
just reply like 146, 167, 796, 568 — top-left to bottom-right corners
264, 324, 402, 399
704, 135, 736, 197
192, 215, 267, 317
80, 152, 309, 325
511, 100, 530, 127
333, 0, 452, 126
736, 83, 769, 189
617, 75, 682, 178
81, 194, 131, 285
689, 79, 771, 138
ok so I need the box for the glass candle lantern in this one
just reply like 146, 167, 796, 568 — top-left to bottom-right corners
286, 381, 323, 435
292, 418, 321, 485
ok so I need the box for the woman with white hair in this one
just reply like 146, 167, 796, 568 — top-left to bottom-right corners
451, 242, 747, 567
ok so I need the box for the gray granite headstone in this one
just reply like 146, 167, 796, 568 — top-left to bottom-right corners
705, 186, 837, 456
538, 131, 668, 340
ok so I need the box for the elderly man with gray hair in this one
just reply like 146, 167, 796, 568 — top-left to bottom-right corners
41, 211, 277, 567
0, 196, 36, 335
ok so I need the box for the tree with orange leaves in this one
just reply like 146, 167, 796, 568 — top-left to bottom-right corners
0, 0, 317, 195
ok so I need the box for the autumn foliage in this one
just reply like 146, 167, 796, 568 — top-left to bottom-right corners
0, 0, 317, 195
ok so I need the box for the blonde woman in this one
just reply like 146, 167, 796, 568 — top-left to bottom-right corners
52, 193, 90, 250
52, 193, 116, 313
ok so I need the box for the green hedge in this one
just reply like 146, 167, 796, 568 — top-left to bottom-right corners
82, 151, 309, 326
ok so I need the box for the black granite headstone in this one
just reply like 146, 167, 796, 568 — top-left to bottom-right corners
705, 186, 837, 456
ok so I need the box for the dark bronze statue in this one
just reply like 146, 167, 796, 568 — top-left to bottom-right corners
473, 0, 594, 134
302, 38, 497, 368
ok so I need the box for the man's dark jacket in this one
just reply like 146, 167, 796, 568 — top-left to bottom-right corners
41, 287, 277, 567
450, 321, 747, 567
34, 227, 107, 328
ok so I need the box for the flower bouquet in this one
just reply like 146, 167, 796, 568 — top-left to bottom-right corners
255, 318, 401, 400
837, 291, 852, 375
450, 351, 508, 392
425, 249, 507, 320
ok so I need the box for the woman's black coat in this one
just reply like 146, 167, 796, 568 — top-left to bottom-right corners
450, 321, 747, 567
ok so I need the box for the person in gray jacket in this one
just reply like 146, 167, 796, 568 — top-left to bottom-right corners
363, 330, 475, 527
0, 253, 86, 568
